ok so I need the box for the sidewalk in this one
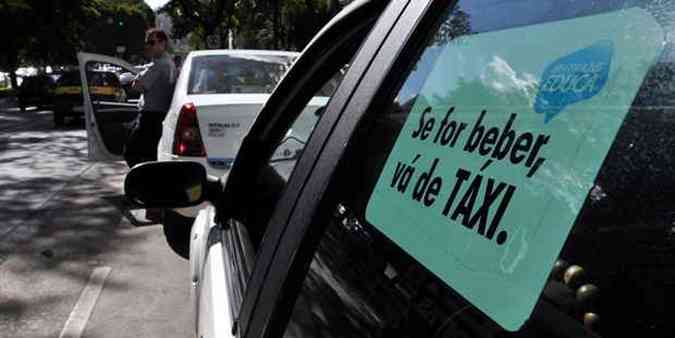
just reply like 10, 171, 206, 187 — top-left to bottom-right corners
0, 162, 193, 337
0, 95, 18, 111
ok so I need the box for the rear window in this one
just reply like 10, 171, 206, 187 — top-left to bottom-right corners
283, 0, 675, 337
187, 54, 295, 95
88, 72, 118, 87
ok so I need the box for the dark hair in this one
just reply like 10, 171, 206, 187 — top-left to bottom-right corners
146, 28, 169, 43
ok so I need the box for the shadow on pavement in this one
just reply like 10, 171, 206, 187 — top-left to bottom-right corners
0, 107, 192, 337
102, 195, 156, 227
0, 162, 169, 336
0, 108, 84, 132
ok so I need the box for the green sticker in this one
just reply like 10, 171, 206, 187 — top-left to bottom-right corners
366, 8, 664, 331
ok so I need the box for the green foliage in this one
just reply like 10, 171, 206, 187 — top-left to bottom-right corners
433, 8, 471, 47
162, 0, 345, 51
161, 0, 233, 49
0, 0, 154, 87
83, 0, 156, 63
0, 0, 348, 90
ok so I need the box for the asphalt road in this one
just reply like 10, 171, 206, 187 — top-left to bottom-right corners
0, 106, 193, 337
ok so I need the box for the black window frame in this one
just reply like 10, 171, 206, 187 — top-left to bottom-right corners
234, 0, 456, 337
210, 1, 398, 337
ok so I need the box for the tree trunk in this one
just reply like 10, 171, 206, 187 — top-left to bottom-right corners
6, 48, 19, 90
9, 68, 22, 111
328, 0, 339, 16
219, 25, 227, 49
273, 0, 280, 49
9, 69, 18, 91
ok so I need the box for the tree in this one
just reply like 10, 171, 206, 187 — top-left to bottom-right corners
82, 0, 156, 63
1, 0, 109, 84
0, 0, 154, 89
161, 0, 352, 51
234, 0, 336, 50
161, 0, 233, 49
0, 0, 33, 88
281, 0, 333, 49
432, 8, 471, 47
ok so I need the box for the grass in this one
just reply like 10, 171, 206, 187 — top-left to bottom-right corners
0, 87, 17, 98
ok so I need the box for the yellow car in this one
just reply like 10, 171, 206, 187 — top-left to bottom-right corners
53, 70, 126, 126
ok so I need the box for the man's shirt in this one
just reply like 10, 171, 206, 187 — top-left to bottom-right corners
138, 52, 176, 112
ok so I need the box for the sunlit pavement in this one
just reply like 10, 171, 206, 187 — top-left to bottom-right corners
0, 107, 192, 337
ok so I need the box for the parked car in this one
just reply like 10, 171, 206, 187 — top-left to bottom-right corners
156, 49, 315, 254
54, 70, 126, 126
17, 74, 57, 110
158, 49, 299, 173
134, 0, 675, 337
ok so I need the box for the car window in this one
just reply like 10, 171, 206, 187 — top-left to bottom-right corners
188, 54, 295, 94
282, 1, 675, 337
57, 72, 81, 86
220, 12, 382, 332
89, 73, 102, 87
268, 67, 346, 179
93, 73, 116, 87
105, 73, 120, 87
229, 19, 378, 250
239, 66, 348, 247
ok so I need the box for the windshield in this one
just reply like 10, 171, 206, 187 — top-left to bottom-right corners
281, 0, 675, 337
188, 54, 295, 95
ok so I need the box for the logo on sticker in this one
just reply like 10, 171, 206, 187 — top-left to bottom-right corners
534, 40, 614, 123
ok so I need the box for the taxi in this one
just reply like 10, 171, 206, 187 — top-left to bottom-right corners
53, 70, 126, 126
124, 0, 675, 337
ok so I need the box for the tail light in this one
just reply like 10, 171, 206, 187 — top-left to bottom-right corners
173, 102, 206, 156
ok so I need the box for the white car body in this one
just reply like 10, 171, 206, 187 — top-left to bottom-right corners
190, 206, 233, 337
156, 49, 313, 218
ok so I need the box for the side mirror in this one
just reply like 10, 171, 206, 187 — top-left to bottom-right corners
124, 161, 215, 208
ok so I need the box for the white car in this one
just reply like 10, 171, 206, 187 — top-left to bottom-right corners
158, 51, 294, 224
158, 50, 299, 178
157, 50, 336, 256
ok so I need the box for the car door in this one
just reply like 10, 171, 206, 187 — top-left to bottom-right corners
78, 52, 140, 161
240, 0, 675, 337
189, 1, 396, 337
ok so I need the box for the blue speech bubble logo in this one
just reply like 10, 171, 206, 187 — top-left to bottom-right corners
534, 40, 614, 123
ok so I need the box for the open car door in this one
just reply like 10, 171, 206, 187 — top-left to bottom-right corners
78, 52, 141, 161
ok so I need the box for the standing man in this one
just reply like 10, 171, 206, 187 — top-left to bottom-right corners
124, 28, 176, 168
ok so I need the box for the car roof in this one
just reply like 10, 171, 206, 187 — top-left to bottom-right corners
187, 49, 300, 58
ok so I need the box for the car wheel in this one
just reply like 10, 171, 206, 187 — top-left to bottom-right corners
163, 209, 194, 259
54, 112, 65, 126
